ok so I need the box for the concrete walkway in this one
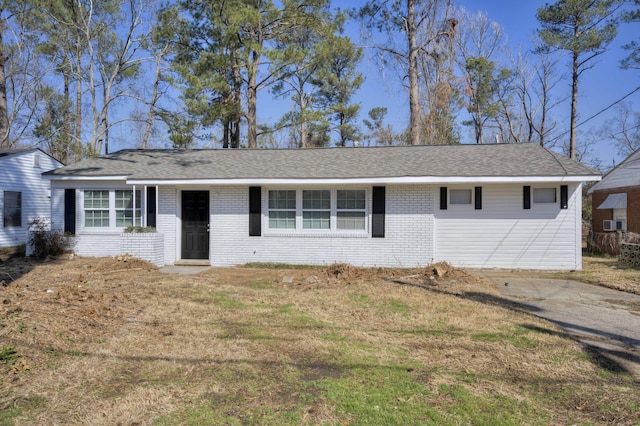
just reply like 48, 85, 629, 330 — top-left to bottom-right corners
159, 265, 211, 274
475, 270, 640, 378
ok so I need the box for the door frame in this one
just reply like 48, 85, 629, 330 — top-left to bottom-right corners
179, 190, 210, 261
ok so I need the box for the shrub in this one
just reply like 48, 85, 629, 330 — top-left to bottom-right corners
588, 231, 640, 255
28, 218, 68, 259
123, 225, 156, 233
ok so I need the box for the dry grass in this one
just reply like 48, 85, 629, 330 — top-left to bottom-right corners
1, 256, 639, 425
552, 254, 640, 294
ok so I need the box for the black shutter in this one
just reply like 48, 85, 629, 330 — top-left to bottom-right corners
560, 185, 568, 209
372, 186, 385, 238
249, 186, 261, 237
440, 187, 447, 210
474, 186, 482, 210
523, 186, 531, 210
146, 186, 157, 228
64, 189, 76, 235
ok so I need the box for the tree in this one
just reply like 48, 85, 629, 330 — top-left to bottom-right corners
455, 7, 508, 144
620, 0, 640, 69
416, 4, 460, 145
271, 2, 333, 148
33, 86, 73, 162
511, 47, 565, 147
359, 0, 456, 145
602, 102, 640, 156
160, 0, 334, 149
313, 33, 364, 147
362, 107, 397, 145
537, 0, 621, 159
462, 56, 511, 144
0, 1, 55, 149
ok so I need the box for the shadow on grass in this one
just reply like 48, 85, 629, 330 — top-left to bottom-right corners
0, 247, 37, 286
390, 277, 639, 380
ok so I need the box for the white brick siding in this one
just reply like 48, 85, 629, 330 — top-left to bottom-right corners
120, 232, 165, 267
208, 185, 434, 268
158, 187, 177, 264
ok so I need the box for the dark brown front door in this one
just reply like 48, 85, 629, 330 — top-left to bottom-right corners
181, 191, 209, 259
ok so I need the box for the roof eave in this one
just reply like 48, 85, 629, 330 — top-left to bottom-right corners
126, 175, 601, 186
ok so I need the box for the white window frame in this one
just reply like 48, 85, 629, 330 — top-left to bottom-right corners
82, 188, 144, 231
533, 187, 557, 204
115, 190, 142, 227
336, 189, 366, 230
266, 188, 368, 235
3, 191, 22, 228
302, 190, 331, 230
84, 190, 110, 228
268, 189, 296, 229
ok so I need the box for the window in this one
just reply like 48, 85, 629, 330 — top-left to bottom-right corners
267, 189, 368, 233
450, 189, 472, 205
337, 190, 366, 230
84, 190, 110, 227
533, 188, 556, 204
303, 190, 330, 229
33, 153, 40, 168
269, 190, 296, 229
3, 191, 21, 227
115, 190, 141, 227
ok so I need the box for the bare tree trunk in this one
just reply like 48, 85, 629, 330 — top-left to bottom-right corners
407, 0, 420, 145
0, 27, 10, 148
569, 50, 578, 159
75, 43, 83, 159
247, 74, 257, 149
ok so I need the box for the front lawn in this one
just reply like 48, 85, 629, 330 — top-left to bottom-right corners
1, 257, 638, 424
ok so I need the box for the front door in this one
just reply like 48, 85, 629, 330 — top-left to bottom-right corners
181, 191, 209, 259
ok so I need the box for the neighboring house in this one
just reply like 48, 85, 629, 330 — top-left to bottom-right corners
44, 143, 599, 270
1, 148, 64, 247
588, 148, 640, 234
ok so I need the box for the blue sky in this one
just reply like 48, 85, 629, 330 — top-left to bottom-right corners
330, 0, 640, 167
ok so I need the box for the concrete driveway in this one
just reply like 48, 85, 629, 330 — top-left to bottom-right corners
474, 271, 640, 378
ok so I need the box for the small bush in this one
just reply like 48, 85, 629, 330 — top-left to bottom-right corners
588, 232, 640, 255
28, 218, 68, 259
123, 225, 156, 233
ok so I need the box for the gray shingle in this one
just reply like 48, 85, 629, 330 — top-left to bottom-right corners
45, 143, 599, 180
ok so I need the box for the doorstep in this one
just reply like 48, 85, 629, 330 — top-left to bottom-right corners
174, 259, 211, 266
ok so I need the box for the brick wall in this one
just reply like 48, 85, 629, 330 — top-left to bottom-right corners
120, 232, 165, 267
592, 186, 640, 233
208, 185, 435, 268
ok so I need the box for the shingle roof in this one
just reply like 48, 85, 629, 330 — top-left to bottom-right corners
45, 143, 599, 181
0, 148, 35, 158
588, 147, 640, 192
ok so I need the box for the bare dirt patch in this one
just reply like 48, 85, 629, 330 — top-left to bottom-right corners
1, 256, 639, 425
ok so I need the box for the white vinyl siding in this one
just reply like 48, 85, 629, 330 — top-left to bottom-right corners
0, 150, 63, 247
435, 183, 581, 269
